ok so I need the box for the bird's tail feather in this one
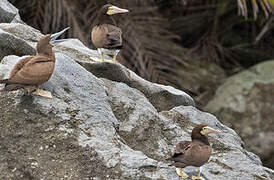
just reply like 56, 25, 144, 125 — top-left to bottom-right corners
0, 79, 26, 92
1, 84, 25, 92
0, 79, 9, 84
166, 157, 172, 161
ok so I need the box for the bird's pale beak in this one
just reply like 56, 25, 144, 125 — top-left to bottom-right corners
107, 6, 129, 15
50, 27, 70, 44
201, 126, 220, 135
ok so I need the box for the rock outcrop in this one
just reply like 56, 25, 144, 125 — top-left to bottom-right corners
0, 0, 21, 23
205, 61, 274, 168
0, 0, 274, 179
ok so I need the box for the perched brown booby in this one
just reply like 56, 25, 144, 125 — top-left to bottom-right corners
0, 27, 70, 98
167, 124, 220, 180
91, 4, 129, 62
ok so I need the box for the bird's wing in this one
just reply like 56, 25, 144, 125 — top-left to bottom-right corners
8, 56, 34, 80
92, 24, 123, 49
173, 143, 211, 167
104, 24, 122, 49
7, 56, 54, 85
172, 141, 192, 158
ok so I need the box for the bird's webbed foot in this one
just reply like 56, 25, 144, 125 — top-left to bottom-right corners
176, 168, 189, 179
192, 176, 205, 180
90, 57, 103, 62
192, 169, 205, 180
111, 54, 117, 63
32, 88, 52, 99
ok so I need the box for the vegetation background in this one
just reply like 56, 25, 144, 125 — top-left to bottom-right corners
9, 0, 274, 169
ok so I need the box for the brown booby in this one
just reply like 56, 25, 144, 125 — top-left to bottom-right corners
0, 27, 70, 98
167, 124, 220, 180
91, 4, 129, 62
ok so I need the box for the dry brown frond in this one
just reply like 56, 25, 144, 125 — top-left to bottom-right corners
237, 0, 274, 20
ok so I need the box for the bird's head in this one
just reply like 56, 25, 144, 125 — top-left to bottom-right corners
102, 4, 129, 15
37, 27, 70, 55
199, 125, 220, 135
191, 124, 220, 141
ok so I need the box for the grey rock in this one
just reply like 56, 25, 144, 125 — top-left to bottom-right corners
0, 20, 195, 111
0, 23, 42, 42
0, 28, 36, 60
58, 39, 195, 111
55, 38, 101, 61
205, 60, 274, 168
0, 13, 274, 180
0, 0, 21, 23
79, 61, 195, 112
0, 55, 21, 80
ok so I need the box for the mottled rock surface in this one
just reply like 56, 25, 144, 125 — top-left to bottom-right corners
0, 0, 274, 179
0, 26, 274, 180
205, 61, 274, 168
0, 0, 21, 23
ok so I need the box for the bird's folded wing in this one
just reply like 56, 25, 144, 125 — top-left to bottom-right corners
104, 25, 122, 48
105, 33, 122, 48
172, 141, 192, 157
8, 56, 34, 80
7, 56, 53, 85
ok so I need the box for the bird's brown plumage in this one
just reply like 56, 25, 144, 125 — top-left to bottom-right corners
91, 4, 128, 60
92, 24, 122, 49
0, 34, 55, 92
167, 124, 215, 168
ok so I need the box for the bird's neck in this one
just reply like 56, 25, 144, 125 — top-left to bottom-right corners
38, 50, 55, 61
96, 13, 117, 26
192, 135, 210, 145
37, 45, 54, 56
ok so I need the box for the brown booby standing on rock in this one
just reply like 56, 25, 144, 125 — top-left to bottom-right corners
167, 124, 220, 180
91, 4, 129, 63
0, 27, 70, 99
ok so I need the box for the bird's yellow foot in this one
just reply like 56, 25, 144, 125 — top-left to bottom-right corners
192, 175, 205, 180
101, 52, 105, 62
176, 168, 189, 179
112, 54, 117, 63
32, 88, 52, 99
90, 57, 104, 62
90, 57, 113, 63
192, 168, 205, 180
103, 59, 114, 63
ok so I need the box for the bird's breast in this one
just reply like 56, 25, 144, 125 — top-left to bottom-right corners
189, 146, 212, 166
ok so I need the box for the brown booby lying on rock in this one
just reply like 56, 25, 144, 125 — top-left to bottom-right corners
91, 4, 129, 62
0, 27, 70, 98
167, 124, 220, 180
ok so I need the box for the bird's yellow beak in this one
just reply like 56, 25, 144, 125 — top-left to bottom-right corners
107, 5, 129, 15
200, 126, 220, 135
